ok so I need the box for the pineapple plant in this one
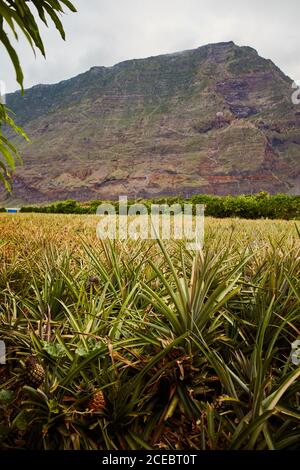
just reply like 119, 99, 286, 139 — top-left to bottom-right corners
0, 215, 299, 449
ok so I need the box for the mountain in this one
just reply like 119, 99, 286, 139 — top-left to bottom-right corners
2, 41, 300, 204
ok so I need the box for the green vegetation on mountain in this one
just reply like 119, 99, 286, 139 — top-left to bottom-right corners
2, 41, 300, 204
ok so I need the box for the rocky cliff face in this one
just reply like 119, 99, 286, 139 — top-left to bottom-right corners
2, 41, 300, 204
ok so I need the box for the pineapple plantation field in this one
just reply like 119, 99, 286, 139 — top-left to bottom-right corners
0, 214, 300, 450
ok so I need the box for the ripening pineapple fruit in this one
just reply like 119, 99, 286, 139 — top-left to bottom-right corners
88, 390, 106, 413
86, 276, 100, 293
24, 355, 45, 388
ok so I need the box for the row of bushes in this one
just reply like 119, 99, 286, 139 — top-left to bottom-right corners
189, 193, 300, 219
4, 192, 300, 219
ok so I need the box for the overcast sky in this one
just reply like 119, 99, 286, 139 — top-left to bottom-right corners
1, 0, 300, 93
